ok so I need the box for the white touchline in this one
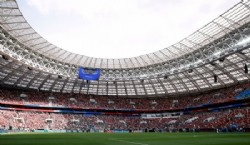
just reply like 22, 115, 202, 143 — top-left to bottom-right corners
109, 138, 149, 145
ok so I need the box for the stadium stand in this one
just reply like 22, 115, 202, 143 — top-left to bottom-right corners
0, 81, 250, 133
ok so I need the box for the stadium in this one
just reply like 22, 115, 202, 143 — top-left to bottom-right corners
0, 0, 250, 144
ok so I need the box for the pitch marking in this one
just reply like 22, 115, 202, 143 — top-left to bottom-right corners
109, 138, 149, 145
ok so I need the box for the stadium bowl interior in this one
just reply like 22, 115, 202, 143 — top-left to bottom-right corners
0, 1, 250, 143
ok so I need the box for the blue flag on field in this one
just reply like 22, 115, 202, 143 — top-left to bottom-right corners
78, 67, 100, 80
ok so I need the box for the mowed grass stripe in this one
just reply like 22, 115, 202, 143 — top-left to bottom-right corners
0, 133, 249, 145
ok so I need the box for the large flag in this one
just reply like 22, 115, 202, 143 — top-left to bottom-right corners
78, 67, 100, 80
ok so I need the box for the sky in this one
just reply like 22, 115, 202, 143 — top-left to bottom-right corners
17, 0, 240, 59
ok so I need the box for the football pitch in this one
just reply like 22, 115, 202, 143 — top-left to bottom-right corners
0, 132, 250, 145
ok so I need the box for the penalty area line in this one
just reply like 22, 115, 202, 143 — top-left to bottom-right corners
109, 138, 149, 145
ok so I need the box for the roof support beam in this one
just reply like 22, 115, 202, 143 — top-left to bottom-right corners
79, 80, 85, 94
213, 63, 238, 83
0, 64, 24, 83
203, 65, 226, 86
16, 32, 36, 38
134, 57, 143, 67
60, 77, 69, 93
106, 81, 108, 95
26, 72, 42, 88
41, 46, 58, 54
152, 52, 164, 62
76, 55, 84, 66
0, 14, 22, 17
174, 74, 190, 92
61, 53, 72, 62
0, 21, 26, 25
22, 37, 41, 43
71, 78, 78, 93
34, 42, 52, 51
7, 27, 31, 32
69, 54, 78, 65
225, 57, 250, 79
128, 58, 135, 68
141, 80, 148, 96
115, 81, 118, 96
49, 78, 58, 91
156, 78, 168, 94
132, 80, 138, 96
123, 81, 128, 97
87, 57, 93, 67
148, 79, 158, 96
0, 7, 18, 9
96, 80, 100, 95
38, 74, 51, 90
193, 68, 213, 88
30, 41, 48, 48
86, 81, 90, 95
55, 50, 67, 59
146, 54, 155, 64
13, 70, 32, 86
168, 78, 179, 93
182, 72, 201, 91
3, 60, 16, 67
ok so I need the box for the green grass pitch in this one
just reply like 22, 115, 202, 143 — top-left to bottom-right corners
0, 132, 250, 145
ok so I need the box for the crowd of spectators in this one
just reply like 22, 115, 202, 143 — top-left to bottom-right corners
0, 108, 249, 132
172, 109, 250, 131
0, 81, 250, 111
0, 82, 250, 132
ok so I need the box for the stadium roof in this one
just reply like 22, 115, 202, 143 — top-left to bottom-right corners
0, 0, 250, 96
0, 0, 248, 69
